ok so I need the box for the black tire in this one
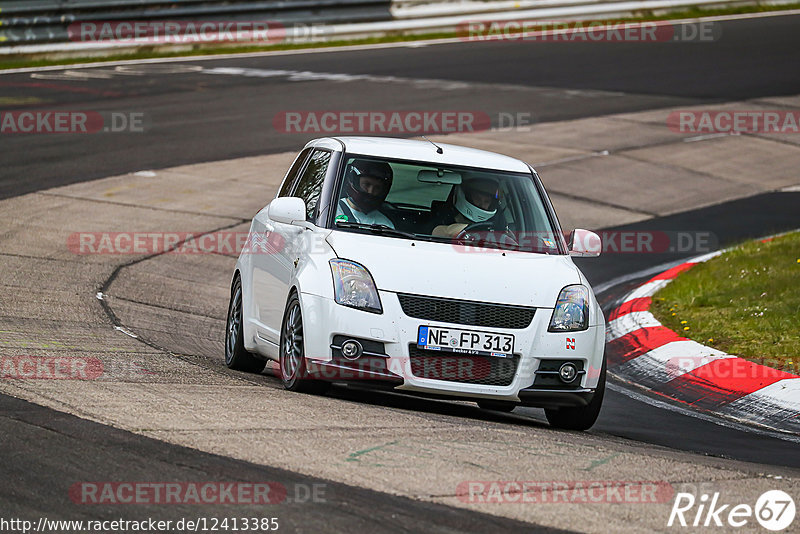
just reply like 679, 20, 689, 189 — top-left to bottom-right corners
279, 293, 329, 394
478, 400, 517, 413
545, 358, 606, 431
225, 276, 267, 373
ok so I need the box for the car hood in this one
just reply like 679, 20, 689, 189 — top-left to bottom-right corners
325, 231, 581, 308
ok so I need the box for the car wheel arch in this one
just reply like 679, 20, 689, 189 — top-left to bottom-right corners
283, 285, 303, 318
230, 269, 241, 294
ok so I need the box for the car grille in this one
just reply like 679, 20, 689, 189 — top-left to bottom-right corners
397, 293, 535, 329
408, 345, 519, 386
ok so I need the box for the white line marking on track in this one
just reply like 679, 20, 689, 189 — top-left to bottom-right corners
116, 64, 204, 75
684, 132, 737, 142
31, 69, 116, 80
201, 66, 624, 96
113, 326, 139, 339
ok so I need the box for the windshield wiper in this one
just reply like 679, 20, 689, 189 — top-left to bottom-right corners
334, 221, 419, 240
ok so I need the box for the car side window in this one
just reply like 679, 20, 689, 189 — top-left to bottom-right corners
292, 149, 332, 221
277, 148, 312, 198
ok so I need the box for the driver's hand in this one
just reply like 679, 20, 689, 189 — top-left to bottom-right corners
432, 223, 468, 238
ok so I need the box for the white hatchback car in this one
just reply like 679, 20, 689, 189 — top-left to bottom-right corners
225, 137, 606, 430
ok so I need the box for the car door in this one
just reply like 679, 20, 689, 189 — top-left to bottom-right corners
249, 148, 310, 348
252, 148, 333, 344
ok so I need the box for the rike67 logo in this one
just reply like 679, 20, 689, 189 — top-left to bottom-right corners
668, 490, 795, 531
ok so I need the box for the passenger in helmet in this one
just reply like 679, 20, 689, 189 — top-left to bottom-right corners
430, 176, 506, 237
336, 159, 395, 228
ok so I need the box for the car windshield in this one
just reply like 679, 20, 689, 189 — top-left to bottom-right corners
331, 154, 562, 254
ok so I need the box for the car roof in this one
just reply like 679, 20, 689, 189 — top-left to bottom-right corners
306, 136, 532, 174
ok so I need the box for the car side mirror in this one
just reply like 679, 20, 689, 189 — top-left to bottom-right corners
568, 229, 601, 257
268, 197, 308, 226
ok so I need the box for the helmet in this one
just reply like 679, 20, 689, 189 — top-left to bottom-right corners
454, 177, 499, 222
346, 159, 393, 213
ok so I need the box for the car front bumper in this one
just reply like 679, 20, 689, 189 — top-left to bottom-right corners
299, 290, 605, 405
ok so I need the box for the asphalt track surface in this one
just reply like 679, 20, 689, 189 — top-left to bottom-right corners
1, 394, 568, 533
1, 12, 800, 531
1, 14, 799, 199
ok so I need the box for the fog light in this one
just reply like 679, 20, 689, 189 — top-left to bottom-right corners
559, 362, 578, 383
341, 339, 363, 360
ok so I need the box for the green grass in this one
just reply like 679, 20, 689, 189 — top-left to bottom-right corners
1, 3, 799, 70
651, 231, 800, 372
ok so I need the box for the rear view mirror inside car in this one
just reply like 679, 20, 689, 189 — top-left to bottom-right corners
417, 169, 462, 184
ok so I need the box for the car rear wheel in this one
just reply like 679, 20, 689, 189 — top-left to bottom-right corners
545, 359, 606, 431
478, 400, 517, 412
225, 277, 267, 373
279, 293, 328, 394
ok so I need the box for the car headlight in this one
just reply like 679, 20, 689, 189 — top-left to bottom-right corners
330, 259, 382, 314
548, 285, 589, 332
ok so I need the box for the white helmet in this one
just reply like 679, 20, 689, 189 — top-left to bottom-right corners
455, 178, 499, 222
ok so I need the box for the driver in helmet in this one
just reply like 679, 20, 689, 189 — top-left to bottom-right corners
336, 159, 395, 228
430, 176, 506, 237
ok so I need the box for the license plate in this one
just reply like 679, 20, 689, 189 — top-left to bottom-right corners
417, 326, 514, 358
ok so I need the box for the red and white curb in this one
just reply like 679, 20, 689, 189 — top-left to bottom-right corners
605, 251, 800, 434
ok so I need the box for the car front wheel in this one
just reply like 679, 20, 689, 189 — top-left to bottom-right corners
279, 293, 328, 394
545, 359, 606, 431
